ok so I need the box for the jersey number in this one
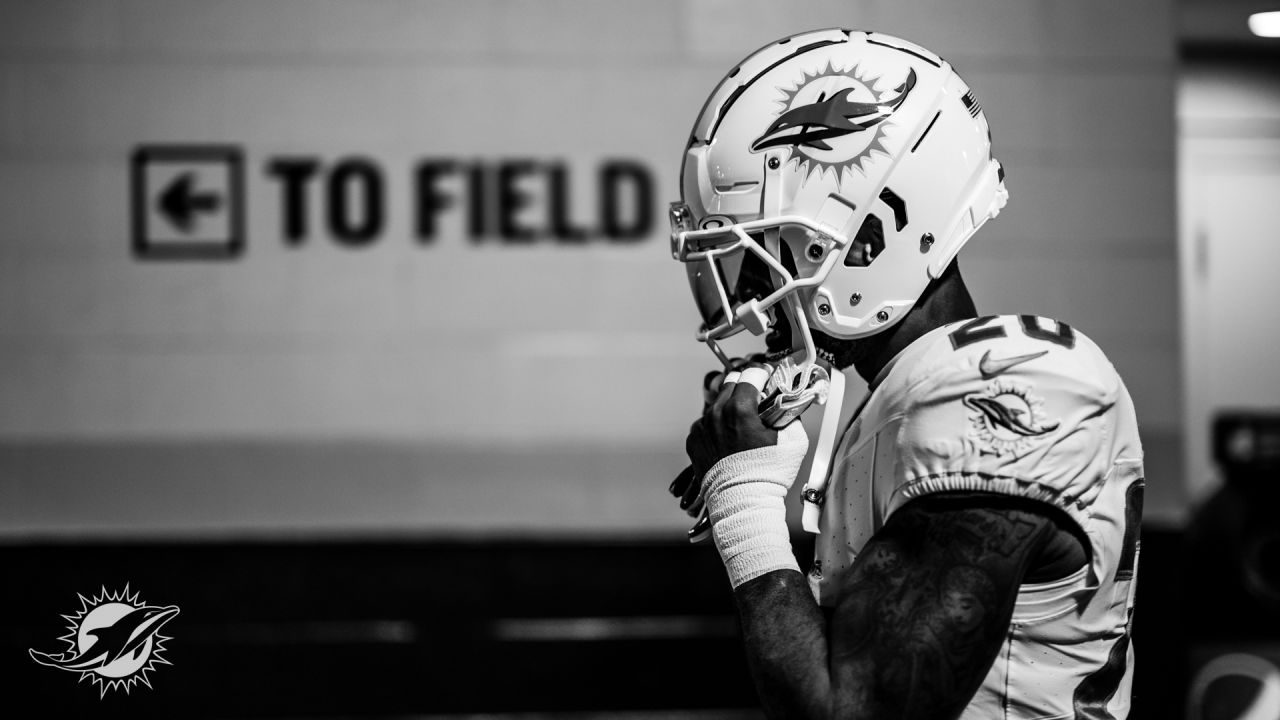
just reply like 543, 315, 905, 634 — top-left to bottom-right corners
1116, 479, 1144, 582
1072, 478, 1144, 718
948, 315, 1077, 350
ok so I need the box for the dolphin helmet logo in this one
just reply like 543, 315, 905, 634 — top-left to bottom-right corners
29, 585, 179, 697
751, 64, 917, 180
752, 69, 916, 152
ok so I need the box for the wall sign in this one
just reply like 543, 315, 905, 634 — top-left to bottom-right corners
131, 144, 656, 260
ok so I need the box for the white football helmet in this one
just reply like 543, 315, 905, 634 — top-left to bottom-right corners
670, 28, 1008, 369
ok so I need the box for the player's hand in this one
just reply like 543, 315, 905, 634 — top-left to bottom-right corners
668, 359, 772, 531
685, 365, 778, 479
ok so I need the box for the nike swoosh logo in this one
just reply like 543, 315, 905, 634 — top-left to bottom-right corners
979, 349, 1048, 379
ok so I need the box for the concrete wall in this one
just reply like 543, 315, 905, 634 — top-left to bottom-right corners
0, 0, 1183, 537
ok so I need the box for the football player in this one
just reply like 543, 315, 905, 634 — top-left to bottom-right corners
669, 29, 1145, 718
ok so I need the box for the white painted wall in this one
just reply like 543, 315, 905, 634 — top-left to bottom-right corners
0, 0, 1183, 536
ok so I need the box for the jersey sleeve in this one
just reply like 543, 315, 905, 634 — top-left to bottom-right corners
877, 316, 1130, 533
810, 316, 1144, 608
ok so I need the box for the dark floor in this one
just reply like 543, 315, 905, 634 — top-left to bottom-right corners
1, 529, 1191, 718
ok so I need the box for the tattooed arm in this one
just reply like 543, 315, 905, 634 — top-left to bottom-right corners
733, 492, 1066, 720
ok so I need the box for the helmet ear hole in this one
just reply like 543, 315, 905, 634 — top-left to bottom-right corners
844, 214, 885, 267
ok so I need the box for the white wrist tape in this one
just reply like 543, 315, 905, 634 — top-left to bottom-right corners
702, 421, 809, 588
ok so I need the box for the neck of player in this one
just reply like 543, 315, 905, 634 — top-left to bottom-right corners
850, 260, 978, 384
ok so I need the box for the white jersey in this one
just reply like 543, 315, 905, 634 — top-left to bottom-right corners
808, 315, 1144, 719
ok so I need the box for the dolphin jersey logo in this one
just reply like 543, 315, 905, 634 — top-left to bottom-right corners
29, 586, 179, 697
963, 395, 1059, 437
752, 68, 916, 152
964, 380, 1060, 456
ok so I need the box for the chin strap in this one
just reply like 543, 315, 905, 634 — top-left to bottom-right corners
801, 367, 844, 534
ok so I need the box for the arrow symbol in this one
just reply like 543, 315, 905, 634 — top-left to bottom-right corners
158, 173, 221, 232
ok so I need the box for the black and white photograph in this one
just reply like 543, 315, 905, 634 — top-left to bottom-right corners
1, 1, 1277, 718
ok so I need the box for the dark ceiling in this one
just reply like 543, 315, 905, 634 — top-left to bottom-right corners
1180, 0, 1280, 57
